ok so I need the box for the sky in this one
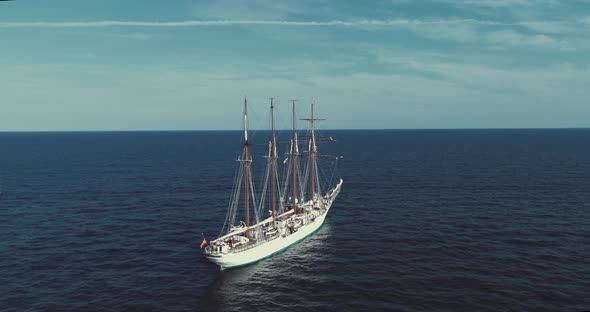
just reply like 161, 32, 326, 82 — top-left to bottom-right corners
0, 0, 589, 131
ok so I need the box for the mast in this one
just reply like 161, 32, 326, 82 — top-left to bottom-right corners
309, 101, 316, 207
301, 99, 325, 208
291, 100, 298, 214
270, 97, 277, 228
243, 97, 250, 238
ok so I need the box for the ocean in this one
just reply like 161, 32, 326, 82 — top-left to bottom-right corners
1, 129, 589, 311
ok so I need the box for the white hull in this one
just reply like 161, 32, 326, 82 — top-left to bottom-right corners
206, 179, 342, 270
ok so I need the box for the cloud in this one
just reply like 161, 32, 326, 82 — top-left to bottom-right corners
452, 0, 557, 8
2, 53, 589, 131
486, 30, 555, 46
448, 0, 589, 35
0, 18, 583, 28
0, 18, 584, 51
374, 51, 590, 97
394, 22, 570, 50
1, 18, 584, 51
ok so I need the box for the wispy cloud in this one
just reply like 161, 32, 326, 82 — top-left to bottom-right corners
2, 18, 583, 53
450, 0, 558, 8
0, 18, 585, 28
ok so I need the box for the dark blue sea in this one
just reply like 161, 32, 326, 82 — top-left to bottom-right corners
1, 129, 589, 311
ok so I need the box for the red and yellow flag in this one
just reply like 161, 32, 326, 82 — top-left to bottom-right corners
199, 239, 207, 249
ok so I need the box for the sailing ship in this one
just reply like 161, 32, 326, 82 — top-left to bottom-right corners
203, 97, 343, 270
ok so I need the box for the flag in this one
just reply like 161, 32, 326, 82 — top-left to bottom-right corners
200, 239, 207, 249
283, 158, 288, 164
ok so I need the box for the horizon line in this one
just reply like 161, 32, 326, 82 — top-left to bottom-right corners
1, 127, 589, 133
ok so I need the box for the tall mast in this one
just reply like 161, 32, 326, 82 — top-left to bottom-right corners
270, 97, 277, 228
309, 101, 316, 207
291, 100, 298, 214
301, 100, 325, 207
243, 97, 250, 238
